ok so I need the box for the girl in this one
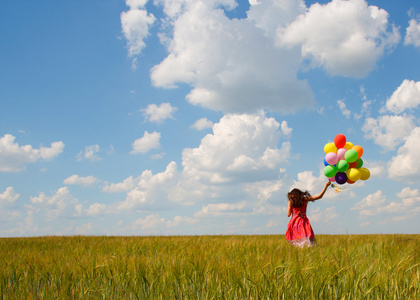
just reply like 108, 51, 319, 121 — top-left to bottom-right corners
285, 181, 331, 247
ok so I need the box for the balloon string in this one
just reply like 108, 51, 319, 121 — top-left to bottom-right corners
330, 183, 348, 193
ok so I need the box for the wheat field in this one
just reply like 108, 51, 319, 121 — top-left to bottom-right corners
1, 234, 419, 299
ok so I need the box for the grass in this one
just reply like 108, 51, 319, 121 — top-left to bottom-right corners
0, 234, 419, 299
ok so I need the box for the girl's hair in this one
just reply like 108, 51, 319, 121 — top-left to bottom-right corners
288, 188, 312, 208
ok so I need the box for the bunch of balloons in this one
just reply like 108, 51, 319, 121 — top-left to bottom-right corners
323, 134, 370, 185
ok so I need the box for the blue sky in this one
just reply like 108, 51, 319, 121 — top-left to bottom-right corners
1, 0, 419, 237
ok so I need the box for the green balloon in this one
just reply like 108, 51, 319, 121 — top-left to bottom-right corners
337, 160, 349, 172
356, 158, 363, 168
345, 149, 358, 163
324, 165, 337, 178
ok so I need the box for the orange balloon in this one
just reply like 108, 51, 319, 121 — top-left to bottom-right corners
352, 145, 363, 158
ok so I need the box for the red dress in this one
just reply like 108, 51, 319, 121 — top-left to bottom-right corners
285, 202, 316, 247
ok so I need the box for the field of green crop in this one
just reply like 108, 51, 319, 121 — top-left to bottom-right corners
1, 234, 418, 299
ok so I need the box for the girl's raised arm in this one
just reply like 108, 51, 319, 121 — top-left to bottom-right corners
308, 181, 331, 202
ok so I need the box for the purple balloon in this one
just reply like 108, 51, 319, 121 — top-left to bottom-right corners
335, 172, 347, 185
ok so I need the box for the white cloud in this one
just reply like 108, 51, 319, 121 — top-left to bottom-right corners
121, 0, 156, 69
385, 79, 420, 114
0, 187, 20, 203
280, 121, 292, 138
76, 145, 102, 161
0, 134, 64, 172
103, 176, 138, 193
141, 102, 177, 123
388, 127, 420, 181
29, 187, 82, 220
337, 99, 351, 119
277, 0, 400, 78
131, 131, 161, 154
191, 118, 213, 130
310, 206, 339, 223
150, 0, 314, 113
116, 161, 178, 211
0, 187, 21, 222
352, 188, 420, 220
133, 214, 166, 230
166, 215, 198, 228
63, 175, 101, 187
182, 112, 291, 184
363, 115, 416, 151
404, 19, 420, 47
194, 202, 250, 218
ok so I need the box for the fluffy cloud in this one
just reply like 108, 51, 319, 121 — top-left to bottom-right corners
384, 80, 420, 114
63, 175, 101, 187
404, 19, 420, 47
363, 115, 416, 151
149, 0, 314, 113
76, 145, 102, 161
310, 206, 339, 223
131, 131, 161, 154
141, 103, 177, 123
191, 118, 213, 130
29, 187, 82, 220
0, 187, 21, 222
277, 0, 400, 78
97, 161, 179, 212
102, 176, 138, 193
133, 214, 166, 230
0, 134, 64, 172
0, 186, 19, 203
182, 112, 291, 184
388, 127, 420, 181
121, 0, 156, 68
353, 188, 420, 221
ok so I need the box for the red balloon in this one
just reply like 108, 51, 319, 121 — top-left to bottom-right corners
349, 162, 357, 169
347, 179, 355, 184
334, 134, 346, 149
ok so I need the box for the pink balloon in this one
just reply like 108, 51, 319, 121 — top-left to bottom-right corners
328, 177, 336, 182
325, 152, 338, 165
337, 148, 347, 161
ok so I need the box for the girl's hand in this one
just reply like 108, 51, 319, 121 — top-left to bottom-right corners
326, 181, 332, 187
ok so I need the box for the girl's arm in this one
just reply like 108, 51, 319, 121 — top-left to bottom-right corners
287, 200, 292, 217
308, 181, 331, 202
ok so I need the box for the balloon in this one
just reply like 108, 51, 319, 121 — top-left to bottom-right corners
336, 160, 349, 172
334, 134, 346, 149
337, 148, 347, 161
345, 149, 358, 163
346, 168, 361, 181
347, 179, 355, 184
352, 145, 363, 159
335, 172, 347, 184
344, 142, 353, 150
324, 165, 337, 178
324, 158, 329, 166
349, 161, 357, 169
356, 158, 363, 168
328, 177, 336, 182
360, 168, 370, 180
324, 143, 337, 154
325, 152, 338, 165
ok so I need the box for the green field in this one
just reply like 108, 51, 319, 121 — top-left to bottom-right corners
1, 234, 419, 299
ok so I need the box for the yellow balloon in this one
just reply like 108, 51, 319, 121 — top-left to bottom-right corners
360, 168, 370, 180
346, 168, 361, 181
344, 142, 354, 150
324, 143, 337, 154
